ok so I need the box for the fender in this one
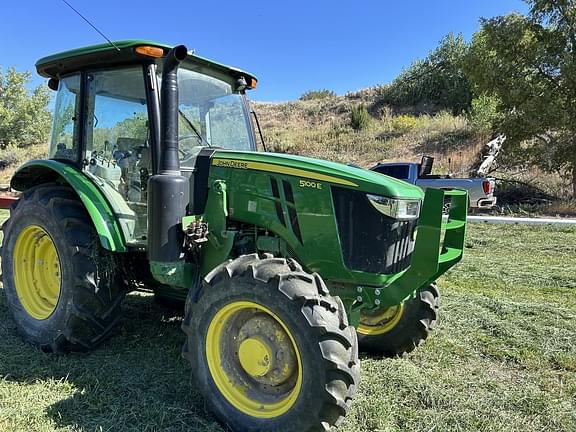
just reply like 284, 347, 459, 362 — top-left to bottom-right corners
10, 160, 127, 252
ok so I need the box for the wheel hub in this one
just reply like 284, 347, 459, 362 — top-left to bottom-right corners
236, 314, 297, 386
238, 337, 273, 377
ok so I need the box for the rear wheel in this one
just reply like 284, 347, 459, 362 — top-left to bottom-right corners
1, 184, 127, 353
182, 254, 359, 432
357, 283, 440, 357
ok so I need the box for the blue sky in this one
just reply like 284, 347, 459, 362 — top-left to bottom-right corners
1, 0, 528, 101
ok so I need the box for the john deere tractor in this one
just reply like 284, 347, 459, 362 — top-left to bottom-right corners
1, 41, 467, 431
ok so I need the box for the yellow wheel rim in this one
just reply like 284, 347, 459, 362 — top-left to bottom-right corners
13, 225, 62, 320
357, 304, 404, 336
206, 301, 302, 418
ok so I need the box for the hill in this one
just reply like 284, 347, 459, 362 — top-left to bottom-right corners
254, 89, 487, 176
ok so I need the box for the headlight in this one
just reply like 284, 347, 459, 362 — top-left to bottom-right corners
366, 194, 421, 220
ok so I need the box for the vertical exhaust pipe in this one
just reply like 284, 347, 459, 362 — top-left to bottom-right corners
148, 45, 190, 267
159, 44, 188, 174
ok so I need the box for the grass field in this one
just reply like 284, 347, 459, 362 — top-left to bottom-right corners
0, 210, 575, 432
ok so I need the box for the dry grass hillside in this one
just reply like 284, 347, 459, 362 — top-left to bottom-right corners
254, 89, 487, 175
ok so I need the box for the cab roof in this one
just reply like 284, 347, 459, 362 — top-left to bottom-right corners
35, 39, 257, 82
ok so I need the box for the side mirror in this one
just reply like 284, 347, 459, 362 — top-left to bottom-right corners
419, 155, 434, 177
48, 78, 59, 91
235, 77, 248, 92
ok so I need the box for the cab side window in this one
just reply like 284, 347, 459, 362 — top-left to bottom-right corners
84, 67, 150, 200
49, 74, 81, 161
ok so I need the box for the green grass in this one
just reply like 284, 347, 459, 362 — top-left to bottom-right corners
0, 210, 575, 431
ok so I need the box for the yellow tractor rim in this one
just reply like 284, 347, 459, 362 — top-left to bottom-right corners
206, 301, 303, 418
13, 225, 62, 320
357, 304, 404, 336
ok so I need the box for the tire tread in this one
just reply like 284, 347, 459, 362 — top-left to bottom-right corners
358, 283, 441, 357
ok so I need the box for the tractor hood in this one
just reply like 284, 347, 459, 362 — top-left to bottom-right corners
211, 150, 424, 200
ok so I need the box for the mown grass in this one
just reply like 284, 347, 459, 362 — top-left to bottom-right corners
0, 210, 575, 432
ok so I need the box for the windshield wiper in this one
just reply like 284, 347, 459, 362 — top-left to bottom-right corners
178, 109, 211, 147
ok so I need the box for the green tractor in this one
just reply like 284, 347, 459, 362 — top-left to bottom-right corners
1, 41, 467, 431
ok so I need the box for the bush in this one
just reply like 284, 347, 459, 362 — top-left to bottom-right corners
299, 89, 336, 101
389, 114, 418, 131
0, 144, 44, 171
350, 104, 371, 130
0, 146, 20, 169
468, 94, 503, 133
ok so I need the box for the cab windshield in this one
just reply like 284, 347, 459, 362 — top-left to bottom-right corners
172, 66, 255, 165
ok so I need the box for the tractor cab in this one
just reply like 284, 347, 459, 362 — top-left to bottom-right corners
38, 40, 257, 244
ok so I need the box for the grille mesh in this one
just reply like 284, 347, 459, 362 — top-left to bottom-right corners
332, 187, 417, 274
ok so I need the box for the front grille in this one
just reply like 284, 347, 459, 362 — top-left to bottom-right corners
332, 187, 417, 274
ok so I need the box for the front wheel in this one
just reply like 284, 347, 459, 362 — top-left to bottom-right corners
182, 254, 359, 432
357, 283, 440, 357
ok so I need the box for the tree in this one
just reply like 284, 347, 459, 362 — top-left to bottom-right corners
466, 0, 576, 197
114, 113, 148, 140
379, 33, 472, 114
0, 68, 51, 148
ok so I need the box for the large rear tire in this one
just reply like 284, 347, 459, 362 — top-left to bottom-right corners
1, 184, 127, 353
357, 283, 440, 357
182, 254, 359, 432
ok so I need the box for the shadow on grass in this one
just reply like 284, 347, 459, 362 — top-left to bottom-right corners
0, 291, 225, 432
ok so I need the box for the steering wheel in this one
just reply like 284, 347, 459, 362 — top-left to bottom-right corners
179, 134, 203, 145
178, 135, 203, 165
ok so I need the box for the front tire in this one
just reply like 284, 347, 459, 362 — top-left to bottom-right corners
182, 254, 359, 432
357, 283, 440, 357
1, 184, 127, 353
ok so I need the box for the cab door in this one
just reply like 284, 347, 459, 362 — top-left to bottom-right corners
82, 66, 152, 245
